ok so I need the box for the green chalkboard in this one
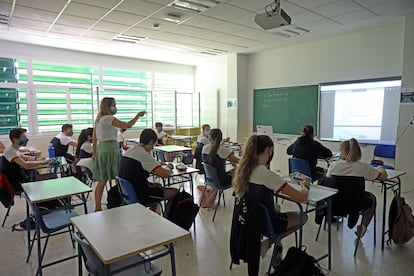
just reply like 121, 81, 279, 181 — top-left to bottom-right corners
253, 85, 318, 135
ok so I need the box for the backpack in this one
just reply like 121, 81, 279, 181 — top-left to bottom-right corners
107, 185, 123, 209
388, 195, 414, 245
12, 216, 36, 231
168, 191, 199, 230
273, 246, 325, 276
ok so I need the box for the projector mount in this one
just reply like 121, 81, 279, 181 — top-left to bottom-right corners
265, 0, 281, 16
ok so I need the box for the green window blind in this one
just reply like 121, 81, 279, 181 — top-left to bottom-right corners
102, 68, 151, 89
0, 58, 19, 135
70, 88, 93, 132
35, 88, 68, 133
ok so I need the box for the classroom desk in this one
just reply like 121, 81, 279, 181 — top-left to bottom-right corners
154, 145, 192, 162
71, 203, 190, 276
126, 138, 140, 146
21, 177, 92, 276
168, 135, 194, 146
29, 156, 68, 181
374, 169, 406, 250
278, 182, 338, 270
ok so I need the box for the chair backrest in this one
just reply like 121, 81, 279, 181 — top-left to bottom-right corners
259, 204, 277, 240
116, 176, 139, 205
73, 232, 105, 276
288, 158, 311, 178
202, 162, 223, 189
374, 145, 396, 159
154, 150, 166, 162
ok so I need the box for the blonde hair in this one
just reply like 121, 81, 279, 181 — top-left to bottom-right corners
96, 97, 115, 123
233, 135, 274, 197
340, 138, 361, 162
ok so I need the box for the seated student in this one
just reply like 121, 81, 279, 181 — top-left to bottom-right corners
232, 134, 309, 271
51, 124, 78, 162
0, 141, 5, 154
76, 128, 93, 159
197, 124, 211, 145
154, 122, 170, 145
119, 129, 178, 215
327, 138, 387, 237
117, 128, 128, 151
287, 125, 332, 180
0, 128, 50, 191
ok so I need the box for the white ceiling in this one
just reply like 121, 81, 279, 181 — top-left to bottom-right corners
0, 0, 413, 65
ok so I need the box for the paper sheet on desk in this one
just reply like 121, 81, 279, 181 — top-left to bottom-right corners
285, 181, 337, 204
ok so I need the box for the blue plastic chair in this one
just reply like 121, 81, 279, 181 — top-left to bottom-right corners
372, 145, 395, 169
73, 232, 162, 276
202, 162, 233, 221
116, 177, 139, 205
288, 158, 312, 179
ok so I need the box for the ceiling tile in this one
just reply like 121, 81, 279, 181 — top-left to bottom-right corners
144, 0, 175, 5
304, 18, 343, 32
13, 5, 57, 22
56, 14, 97, 28
10, 17, 50, 31
116, 0, 164, 16
288, 0, 338, 10
353, 0, 390, 7
203, 4, 252, 21
369, 0, 414, 16
184, 15, 223, 29
104, 11, 145, 25
313, 0, 362, 17
50, 24, 85, 35
137, 17, 176, 31
92, 21, 129, 33
219, 35, 261, 47
227, 0, 270, 12
0, 2, 12, 15
282, 2, 308, 15
151, 6, 195, 22
64, 2, 108, 19
158, 31, 188, 41
189, 29, 224, 40
168, 24, 204, 36
124, 26, 162, 37
83, 29, 118, 39
213, 22, 246, 34
232, 28, 276, 42
72, 0, 122, 9
335, 9, 378, 24
292, 11, 327, 25
16, 0, 68, 12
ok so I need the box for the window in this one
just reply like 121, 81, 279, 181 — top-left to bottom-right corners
0, 57, 19, 135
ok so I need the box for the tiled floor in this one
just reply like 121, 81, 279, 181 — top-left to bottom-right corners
1, 175, 414, 276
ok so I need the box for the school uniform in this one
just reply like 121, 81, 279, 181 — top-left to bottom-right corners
202, 144, 232, 186
79, 141, 93, 159
197, 134, 210, 145
93, 115, 120, 182
119, 145, 163, 205
51, 132, 75, 162
156, 130, 167, 145
0, 146, 26, 191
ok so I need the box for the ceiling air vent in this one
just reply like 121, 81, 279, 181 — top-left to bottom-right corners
200, 48, 228, 55
171, 0, 221, 13
272, 25, 310, 38
0, 14, 9, 25
113, 33, 146, 43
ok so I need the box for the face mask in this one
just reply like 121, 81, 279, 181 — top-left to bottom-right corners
110, 106, 117, 115
204, 130, 210, 136
19, 138, 29, 147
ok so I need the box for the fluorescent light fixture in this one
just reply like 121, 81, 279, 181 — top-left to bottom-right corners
285, 29, 300, 35
113, 33, 146, 43
201, 48, 228, 55
0, 14, 9, 25
272, 32, 290, 38
164, 13, 182, 23
295, 26, 310, 33
171, 0, 221, 13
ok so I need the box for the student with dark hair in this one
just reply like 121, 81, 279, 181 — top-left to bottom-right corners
50, 123, 78, 162
197, 124, 211, 145
287, 125, 332, 180
0, 128, 50, 191
119, 129, 178, 215
327, 138, 387, 237
154, 122, 170, 145
76, 128, 94, 159
92, 97, 146, 212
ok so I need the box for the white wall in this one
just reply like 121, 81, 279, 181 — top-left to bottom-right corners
245, 18, 405, 175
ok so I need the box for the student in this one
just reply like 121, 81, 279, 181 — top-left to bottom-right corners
197, 124, 211, 145
119, 129, 178, 215
92, 97, 146, 212
51, 124, 78, 162
0, 141, 5, 154
287, 125, 332, 180
0, 128, 49, 191
76, 128, 93, 159
327, 138, 387, 237
117, 128, 128, 151
154, 122, 170, 145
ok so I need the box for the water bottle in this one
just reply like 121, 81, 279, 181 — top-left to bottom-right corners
48, 143, 55, 158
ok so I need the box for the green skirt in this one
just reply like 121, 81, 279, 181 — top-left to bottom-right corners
93, 140, 120, 182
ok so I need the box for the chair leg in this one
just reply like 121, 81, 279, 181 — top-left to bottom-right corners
26, 231, 36, 263
69, 225, 76, 248
315, 218, 323, 242
354, 236, 360, 257
295, 231, 298, 247
39, 235, 50, 265
374, 213, 376, 246
222, 191, 226, 207
1, 199, 13, 227
212, 191, 222, 222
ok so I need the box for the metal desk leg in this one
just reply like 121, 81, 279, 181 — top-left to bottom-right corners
26, 200, 30, 257
35, 205, 42, 276
381, 181, 387, 251
327, 198, 332, 270
82, 194, 88, 214
169, 243, 177, 276
78, 240, 83, 276
104, 264, 111, 276
189, 173, 196, 232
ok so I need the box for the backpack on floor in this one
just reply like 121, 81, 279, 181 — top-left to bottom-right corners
168, 191, 199, 230
107, 185, 123, 209
273, 246, 325, 276
388, 195, 414, 245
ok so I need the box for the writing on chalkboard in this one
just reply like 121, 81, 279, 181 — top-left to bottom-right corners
263, 91, 288, 104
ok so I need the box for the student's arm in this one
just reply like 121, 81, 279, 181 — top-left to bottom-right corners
227, 152, 239, 164
112, 112, 145, 129
92, 128, 97, 160
20, 154, 46, 161
119, 141, 128, 150
68, 140, 78, 148
14, 157, 50, 170
281, 181, 309, 203
286, 141, 295, 155
0, 141, 5, 154
376, 166, 388, 181
315, 141, 333, 158
152, 165, 171, 178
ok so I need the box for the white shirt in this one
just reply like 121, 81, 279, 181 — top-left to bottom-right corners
327, 160, 379, 181
197, 134, 210, 145
55, 132, 74, 146
3, 145, 21, 162
250, 165, 285, 191
80, 141, 93, 154
156, 130, 167, 140
202, 143, 231, 159
95, 115, 117, 141
124, 145, 160, 173
117, 131, 125, 143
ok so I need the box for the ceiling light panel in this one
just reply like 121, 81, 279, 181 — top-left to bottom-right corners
171, 0, 221, 13
116, 0, 164, 16
64, 2, 109, 19
113, 33, 146, 43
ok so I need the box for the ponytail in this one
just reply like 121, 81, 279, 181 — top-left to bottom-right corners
208, 128, 223, 164
340, 138, 361, 162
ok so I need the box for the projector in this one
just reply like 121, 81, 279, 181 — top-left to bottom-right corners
255, 9, 291, 30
